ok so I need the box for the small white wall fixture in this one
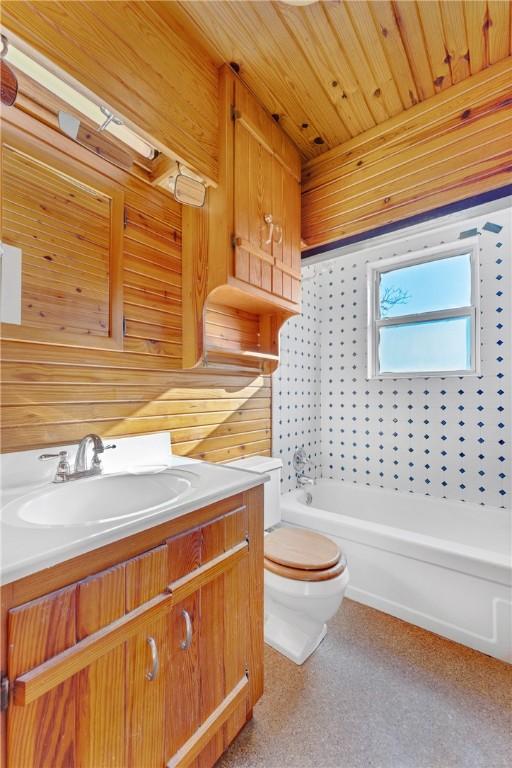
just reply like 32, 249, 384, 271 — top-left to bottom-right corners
0, 242, 22, 325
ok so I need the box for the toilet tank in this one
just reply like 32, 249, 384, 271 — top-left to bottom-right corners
226, 455, 282, 529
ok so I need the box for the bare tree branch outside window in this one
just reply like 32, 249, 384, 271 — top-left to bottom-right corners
380, 286, 411, 316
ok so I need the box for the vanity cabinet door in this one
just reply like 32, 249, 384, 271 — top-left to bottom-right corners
3, 493, 261, 768
6, 585, 77, 768
76, 563, 126, 768
165, 511, 251, 768
125, 546, 169, 768
167, 592, 201, 766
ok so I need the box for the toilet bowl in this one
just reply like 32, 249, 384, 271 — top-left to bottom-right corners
227, 456, 349, 665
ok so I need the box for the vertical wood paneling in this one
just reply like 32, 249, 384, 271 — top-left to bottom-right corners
369, 1, 419, 109
344, 1, 404, 115
323, 1, 396, 123
278, 3, 371, 137
439, 0, 471, 83
417, 1, 453, 91
487, 0, 511, 63
464, 1, 489, 74
393, 1, 435, 101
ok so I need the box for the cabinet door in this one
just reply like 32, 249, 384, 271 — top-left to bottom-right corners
76, 563, 126, 768
233, 80, 274, 294
271, 157, 301, 305
166, 511, 250, 768
222, 509, 250, 744
7, 585, 77, 768
6, 565, 127, 768
166, 528, 202, 764
125, 546, 169, 768
233, 80, 300, 308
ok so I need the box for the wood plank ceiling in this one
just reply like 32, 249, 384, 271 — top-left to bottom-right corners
174, 0, 512, 161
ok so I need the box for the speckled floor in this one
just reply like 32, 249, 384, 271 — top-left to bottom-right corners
218, 599, 512, 768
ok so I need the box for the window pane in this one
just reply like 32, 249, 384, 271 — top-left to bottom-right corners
379, 253, 471, 318
378, 316, 472, 373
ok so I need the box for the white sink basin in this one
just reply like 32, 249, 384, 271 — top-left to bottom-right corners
1, 468, 199, 527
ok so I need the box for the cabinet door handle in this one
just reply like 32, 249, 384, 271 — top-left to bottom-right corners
180, 609, 193, 651
145, 636, 159, 681
264, 213, 274, 245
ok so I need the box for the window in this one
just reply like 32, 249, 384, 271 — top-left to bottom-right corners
367, 239, 480, 378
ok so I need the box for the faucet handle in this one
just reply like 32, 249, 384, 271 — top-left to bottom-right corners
39, 450, 68, 461
39, 451, 70, 482
293, 447, 309, 473
91, 442, 116, 470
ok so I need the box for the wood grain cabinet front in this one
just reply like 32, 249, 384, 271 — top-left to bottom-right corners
232, 79, 301, 308
0, 122, 125, 353
2, 491, 263, 768
183, 66, 302, 373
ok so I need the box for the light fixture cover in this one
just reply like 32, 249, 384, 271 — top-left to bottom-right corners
5, 43, 156, 159
173, 172, 206, 208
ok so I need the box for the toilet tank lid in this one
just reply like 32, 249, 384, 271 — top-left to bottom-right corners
226, 455, 283, 474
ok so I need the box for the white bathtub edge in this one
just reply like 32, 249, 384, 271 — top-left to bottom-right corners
346, 585, 512, 664
279, 483, 512, 664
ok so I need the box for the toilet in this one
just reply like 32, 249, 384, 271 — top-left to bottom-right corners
228, 456, 349, 665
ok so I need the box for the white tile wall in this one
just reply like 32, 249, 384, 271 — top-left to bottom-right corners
273, 206, 511, 508
272, 264, 322, 486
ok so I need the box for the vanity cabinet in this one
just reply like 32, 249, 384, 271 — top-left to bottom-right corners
183, 66, 301, 373
1, 488, 263, 768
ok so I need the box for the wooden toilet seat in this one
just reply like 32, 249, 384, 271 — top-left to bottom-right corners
264, 527, 346, 582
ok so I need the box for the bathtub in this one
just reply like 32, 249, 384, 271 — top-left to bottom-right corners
280, 480, 512, 663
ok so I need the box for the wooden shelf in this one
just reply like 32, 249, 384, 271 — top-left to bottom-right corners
213, 280, 299, 316
206, 345, 279, 363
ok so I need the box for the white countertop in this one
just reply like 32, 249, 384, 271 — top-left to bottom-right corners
0, 434, 268, 585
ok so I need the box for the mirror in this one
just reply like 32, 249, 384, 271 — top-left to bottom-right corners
173, 171, 206, 208
1, 129, 124, 349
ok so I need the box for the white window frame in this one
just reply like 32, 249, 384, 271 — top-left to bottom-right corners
367, 238, 481, 379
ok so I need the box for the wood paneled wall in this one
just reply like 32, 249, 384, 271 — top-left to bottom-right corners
1, 0, 219, 183
301, 57, 512, 248
0, 110, 271, 461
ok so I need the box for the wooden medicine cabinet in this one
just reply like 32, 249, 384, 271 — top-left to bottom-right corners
183, 65, 302, 374
1, 123, 124, 350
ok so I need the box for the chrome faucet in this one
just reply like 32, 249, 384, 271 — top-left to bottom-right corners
75, 434, 108, 474
297, 475, 314, 488
39, 434, 116, 483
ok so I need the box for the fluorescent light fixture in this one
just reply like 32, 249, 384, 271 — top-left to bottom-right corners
5, 44, 156, 159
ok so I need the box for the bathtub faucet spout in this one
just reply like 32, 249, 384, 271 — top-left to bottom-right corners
297, 475, 314, 489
